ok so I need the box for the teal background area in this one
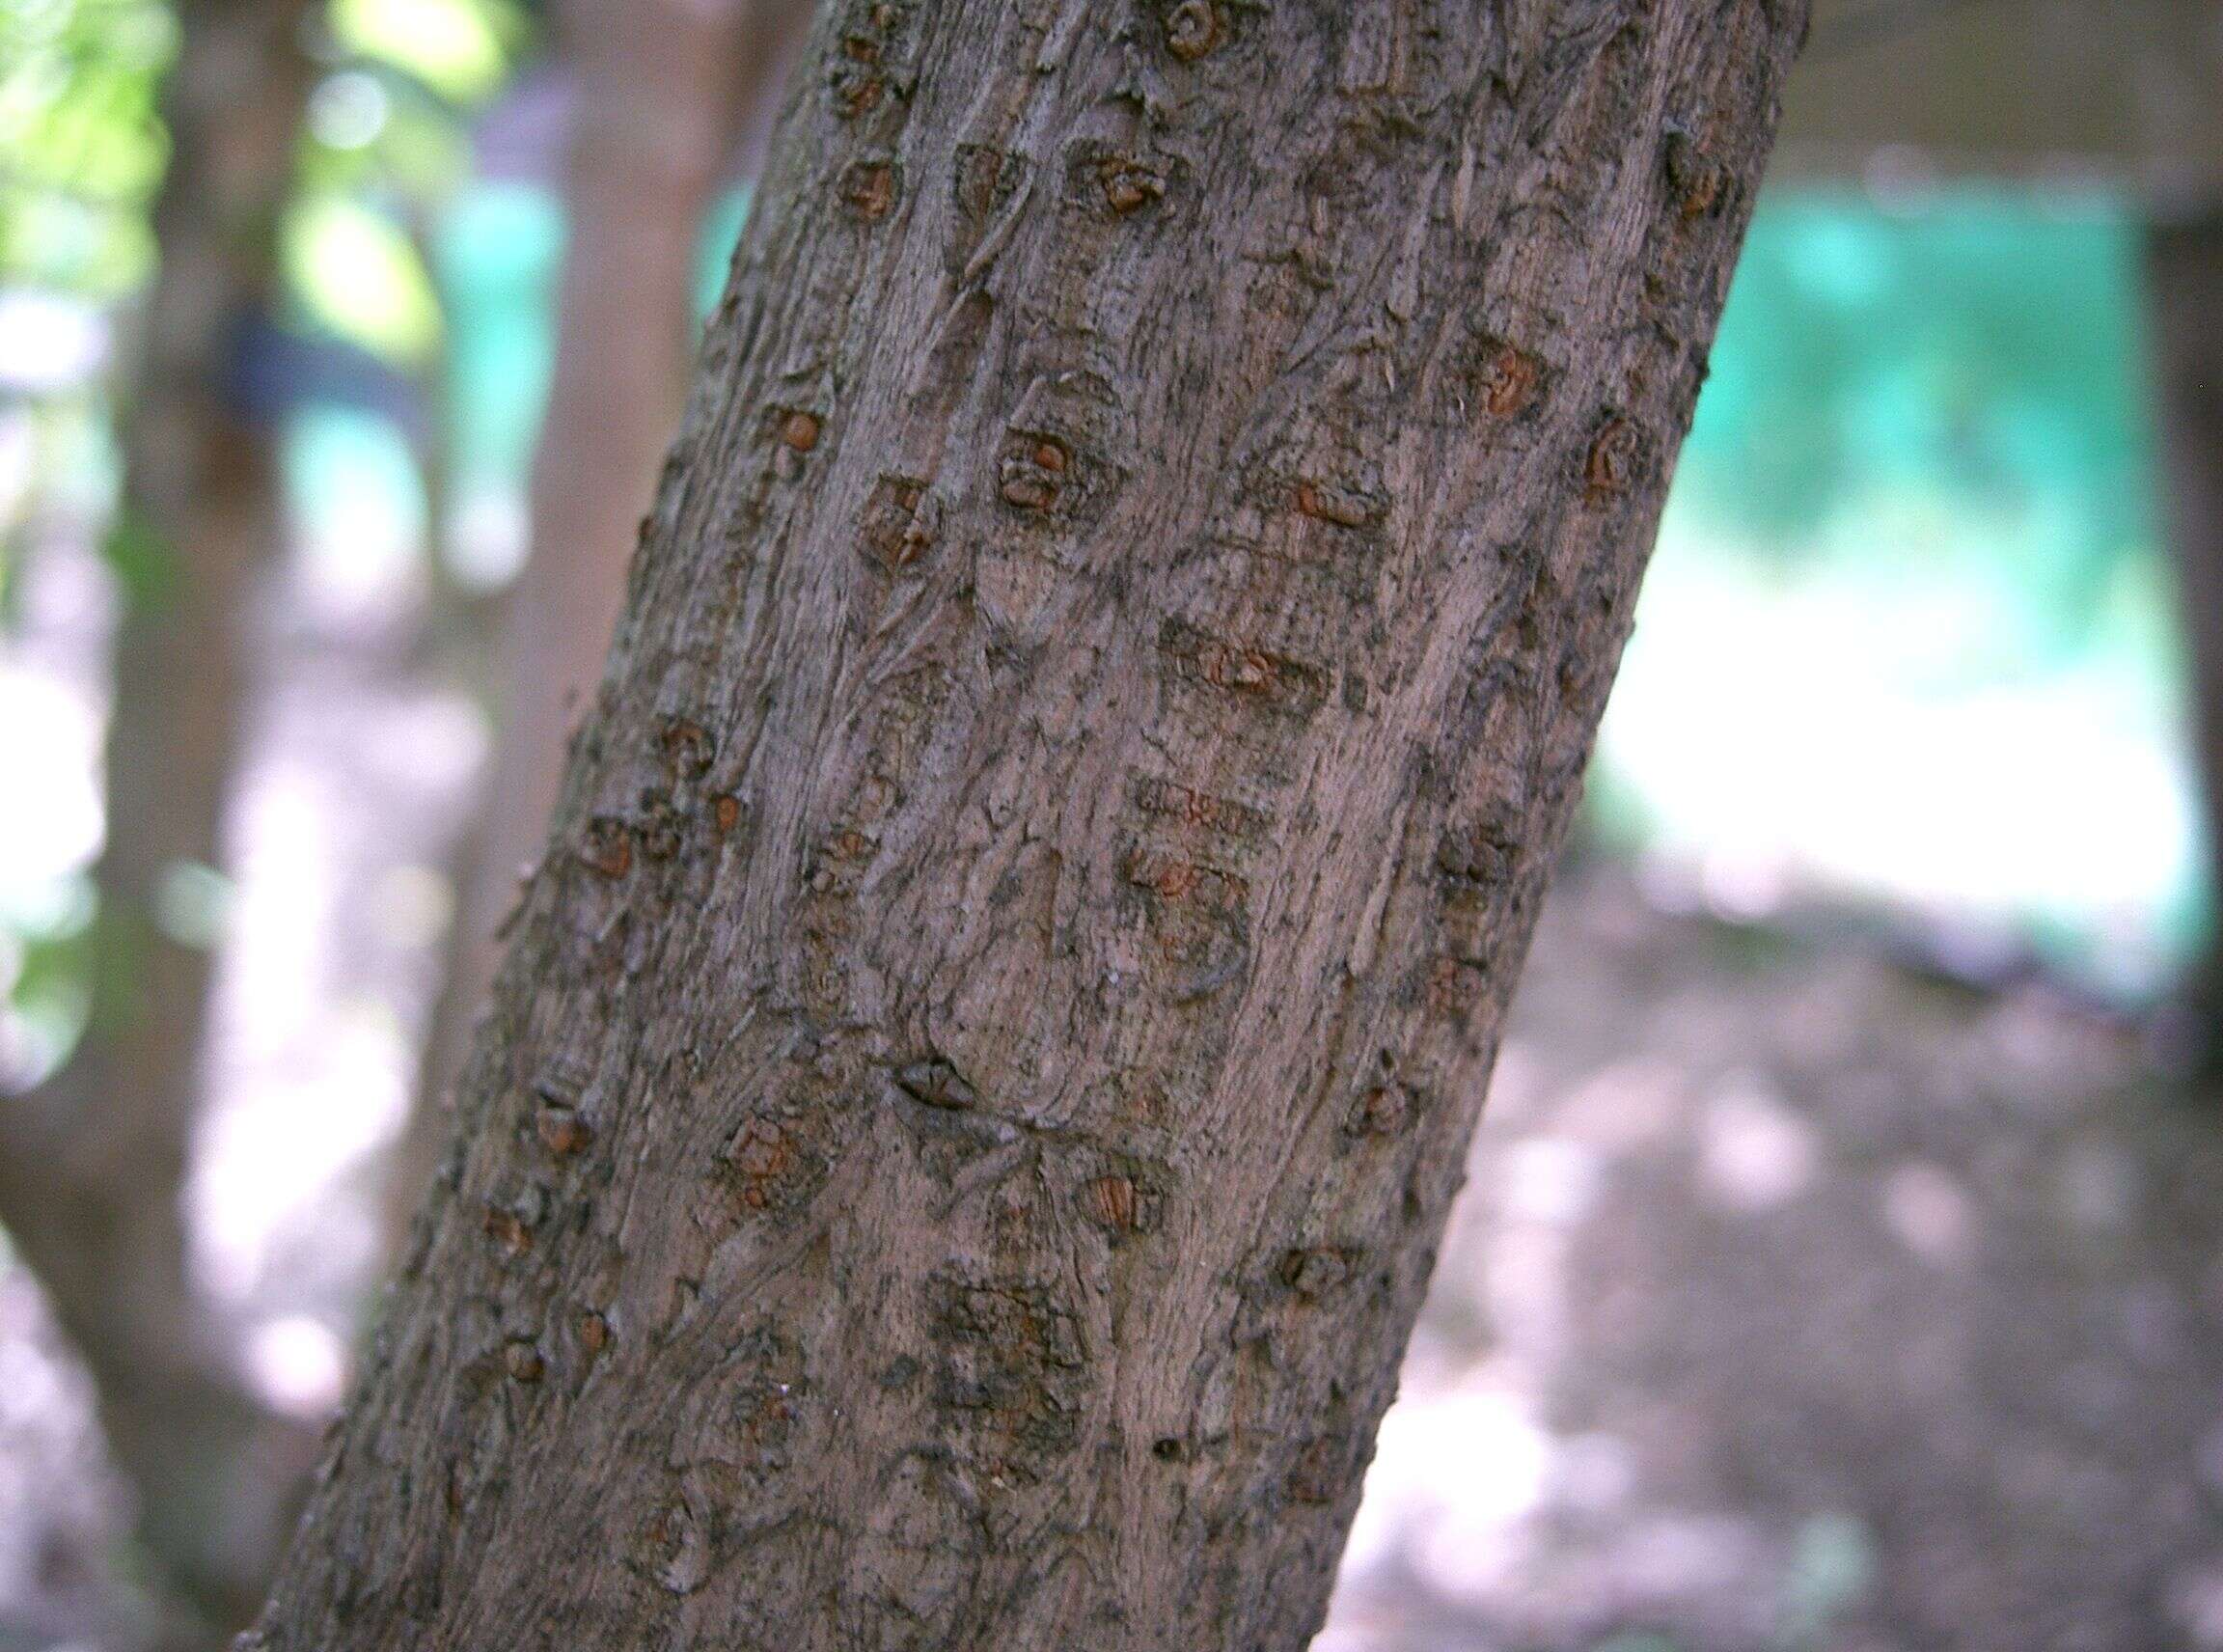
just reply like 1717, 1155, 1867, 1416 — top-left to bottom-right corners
1595, 190, 2191, 995
425, 180, 751, 555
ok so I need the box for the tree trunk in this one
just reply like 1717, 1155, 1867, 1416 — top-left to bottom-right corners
2148, 209, 2223, 1056
0, 0, 316, 1638
389, 0, 812, 1251
259, 2, 1807, 1644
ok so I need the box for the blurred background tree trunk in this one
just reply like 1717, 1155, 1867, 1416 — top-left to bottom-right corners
0, 0, 319, 1638
2148, 211, 2223, 1064
386, 0, 809, 1253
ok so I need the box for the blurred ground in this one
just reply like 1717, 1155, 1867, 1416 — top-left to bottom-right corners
0, 518, 473, 1650
1327, 872, 2223, 1652
3, 540, 2222, 1650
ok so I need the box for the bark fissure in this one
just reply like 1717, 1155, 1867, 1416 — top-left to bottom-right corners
259, 1, 1806, 1645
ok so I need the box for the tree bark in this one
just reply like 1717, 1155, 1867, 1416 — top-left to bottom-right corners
389, 0, 813, 1251
0, 0, 316, 1638
258, 2, 1807, 1645
2148, 209, 2223, 1054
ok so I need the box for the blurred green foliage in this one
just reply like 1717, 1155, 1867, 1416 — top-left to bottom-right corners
330, 0, 513, 103
0, 0, 529, 347
0, 0, 531, 1078
288, 0, 531, 366
0, 0, 173, 294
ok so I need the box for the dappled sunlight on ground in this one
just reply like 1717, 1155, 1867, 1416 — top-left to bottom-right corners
1326, 872, 2223, 1651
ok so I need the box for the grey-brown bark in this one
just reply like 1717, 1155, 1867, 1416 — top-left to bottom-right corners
2149, 210, 2223, 1055
0, 0, 317, 1638
255, 2, 1806, 1645
389, 0, 814, 1251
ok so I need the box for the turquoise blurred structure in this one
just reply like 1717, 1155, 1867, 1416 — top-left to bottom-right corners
425, 179, 750, 584
1595, 187, 2192, 998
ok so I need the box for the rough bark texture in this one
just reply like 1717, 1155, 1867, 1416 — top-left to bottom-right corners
390, 0, 814, 1249
2149, 211, 2223, 1044
259, 2, 1806, 1645
0, 0, 316, 1637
